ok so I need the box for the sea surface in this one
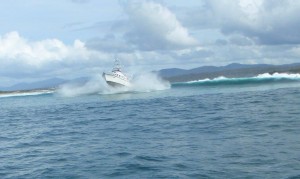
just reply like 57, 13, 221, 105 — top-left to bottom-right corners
1, 73, 300, 178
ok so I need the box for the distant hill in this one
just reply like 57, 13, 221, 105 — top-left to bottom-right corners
0, 77, 95, 91
0, 78, 67, 91
0, 77, 90, 91
158, 63, 300, 82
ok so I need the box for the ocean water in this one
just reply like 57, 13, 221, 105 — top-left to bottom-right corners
1, 73, 300, 178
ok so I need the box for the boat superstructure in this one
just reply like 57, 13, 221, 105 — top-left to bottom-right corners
102, 59, 131, 87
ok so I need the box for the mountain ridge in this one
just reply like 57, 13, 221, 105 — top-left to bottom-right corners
158, 63, 300, 82
0, 77, 90, 92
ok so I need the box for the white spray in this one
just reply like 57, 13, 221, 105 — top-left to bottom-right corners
57, 72, 170, 97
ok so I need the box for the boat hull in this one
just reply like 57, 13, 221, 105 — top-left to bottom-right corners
102, 73, 130, 87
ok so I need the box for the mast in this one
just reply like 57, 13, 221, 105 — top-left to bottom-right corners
113, 58, 121, 72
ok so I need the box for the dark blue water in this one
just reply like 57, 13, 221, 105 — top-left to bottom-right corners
1, 78, 300, 178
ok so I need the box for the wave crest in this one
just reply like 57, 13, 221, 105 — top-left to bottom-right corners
0, 90, 53, 98
174, 73, 300, 87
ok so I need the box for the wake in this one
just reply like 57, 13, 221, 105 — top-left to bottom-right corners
57, 72, 170, 97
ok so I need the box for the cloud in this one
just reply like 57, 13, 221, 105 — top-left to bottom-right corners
86, 34, 134, 53
229, 35, 254, 46
86, 1, 198, 52
82, 0, 300, 69
85, 0, 199, 62
0, 31, 108, 78
176, 0, 300, 45
205, 0, 300, 45
122, 0, 198, 51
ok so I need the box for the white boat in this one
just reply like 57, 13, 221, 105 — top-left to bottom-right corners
102, 59, 131, 87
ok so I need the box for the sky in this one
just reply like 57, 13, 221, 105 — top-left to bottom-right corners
1, 0, 300, 86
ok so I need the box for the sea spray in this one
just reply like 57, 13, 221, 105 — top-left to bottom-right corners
129, 72, 170, 92
256, 72, 300, 79
57, 72, 170, 97
174, 73, 300, 87
57, 74, 108, 97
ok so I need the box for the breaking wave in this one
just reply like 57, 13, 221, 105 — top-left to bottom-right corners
0, 90, 54, 98
57, 73, 170, 97
173, 73, 300, 87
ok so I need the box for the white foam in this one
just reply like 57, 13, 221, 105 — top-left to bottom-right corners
187, 78, 210, 83
256, 72, 300, 79
0, 90, 53, 98
57, 75, 108, 97
57, 72, 170, 97
129, 72, 170, 92
187, 73, 300, 83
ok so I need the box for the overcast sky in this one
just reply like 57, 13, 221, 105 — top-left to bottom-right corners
1, 0, 300, 86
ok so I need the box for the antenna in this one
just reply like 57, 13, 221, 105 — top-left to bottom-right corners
113, 58, 121, 72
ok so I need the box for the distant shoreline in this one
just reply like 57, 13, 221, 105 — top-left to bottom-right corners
0, 89, 54, 95
159, 63, 300, 83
